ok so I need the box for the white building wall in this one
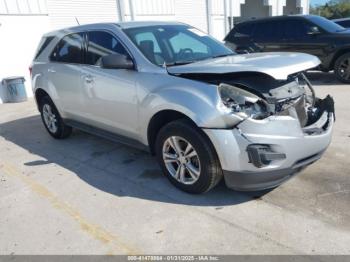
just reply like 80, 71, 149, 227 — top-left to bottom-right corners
124, 0, 209, 34
174, 0, 208, 32
0, 0, 310, 103
0, 0, 119, 102
268, 0, 287, 16
0, 0, 50, 102
46, 0, 119, 30
0, 15, 50, 102
124, 0, 176, 22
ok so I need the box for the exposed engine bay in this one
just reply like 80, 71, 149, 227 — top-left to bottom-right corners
175, 72, 335, 128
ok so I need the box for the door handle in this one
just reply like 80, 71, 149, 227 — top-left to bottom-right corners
48, 68, 56, 73
84, 75, 94, 83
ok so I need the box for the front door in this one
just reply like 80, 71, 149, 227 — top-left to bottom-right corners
251, 20, 286, 53
80, 30, 139, 139
279, 19, 329, 60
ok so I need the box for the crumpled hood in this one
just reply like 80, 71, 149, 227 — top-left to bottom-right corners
167, 52, 320, 80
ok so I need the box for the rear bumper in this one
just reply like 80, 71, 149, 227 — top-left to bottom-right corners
204, 109, 334, 191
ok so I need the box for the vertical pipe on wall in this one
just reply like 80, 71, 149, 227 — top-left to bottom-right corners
37, 0, 41, 13
206, 0, 212, 35
26, 0, 32, 14
224, 0, 228, 35
116, 0, 126, 21
15, 0, 20, 14
3, 0, 9, 14
128, 0, 135, 20
229, 0, 233, 29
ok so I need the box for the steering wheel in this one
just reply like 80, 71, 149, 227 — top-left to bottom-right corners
178, 48, 194, 61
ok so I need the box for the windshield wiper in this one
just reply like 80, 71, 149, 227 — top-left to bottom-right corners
165, 61, 196, 67
210, 53, 236, 59
165, 53, 236, 67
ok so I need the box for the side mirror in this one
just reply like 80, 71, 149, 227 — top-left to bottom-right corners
307, 26, 321, 35
101, 53, 134, 70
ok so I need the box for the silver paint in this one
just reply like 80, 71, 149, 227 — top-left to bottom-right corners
31, 22, 333, 184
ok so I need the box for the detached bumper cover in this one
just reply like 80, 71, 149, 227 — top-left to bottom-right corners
204, 108, 334, 191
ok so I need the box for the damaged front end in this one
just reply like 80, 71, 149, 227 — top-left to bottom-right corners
180, 71, 335, 131
169, 56, 334, 190
195, 72, 335, 191
218, 73, 335, 130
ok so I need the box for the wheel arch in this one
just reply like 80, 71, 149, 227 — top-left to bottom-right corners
330, 48, 350, 70
147, 109, 197, 155
34, 88, 50, 110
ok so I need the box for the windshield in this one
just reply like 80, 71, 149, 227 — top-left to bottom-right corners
123, 25, 234, 66
308, 16, 346, 33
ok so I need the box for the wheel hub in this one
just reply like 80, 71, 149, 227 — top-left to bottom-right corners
162, 136, 201, 185
42, 104, 58, 133
178, 155, 187, 164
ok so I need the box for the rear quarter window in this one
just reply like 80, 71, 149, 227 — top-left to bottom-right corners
225, 23, 255, 42
34, 36, 54, 60
50, 33, 84, 64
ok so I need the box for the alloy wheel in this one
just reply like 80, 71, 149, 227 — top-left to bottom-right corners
42, 104, 58, 133
338, 57, 350, 80
162, 136, 201, 185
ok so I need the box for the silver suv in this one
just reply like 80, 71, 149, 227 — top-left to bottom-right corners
31, 22, 335, 194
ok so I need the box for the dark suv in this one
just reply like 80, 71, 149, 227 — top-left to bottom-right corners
225, 15, 350, 83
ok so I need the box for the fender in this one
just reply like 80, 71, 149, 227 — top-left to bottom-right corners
138, 80, 244, 145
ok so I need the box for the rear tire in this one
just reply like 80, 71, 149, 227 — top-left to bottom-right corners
334, 53, 350, 83
39, 96, 72, 139
155, 119, 222, 194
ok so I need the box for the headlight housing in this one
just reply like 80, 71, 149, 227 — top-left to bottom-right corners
218, 83, 268, 119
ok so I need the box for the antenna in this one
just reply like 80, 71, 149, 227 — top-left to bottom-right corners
75, 17, 80, 25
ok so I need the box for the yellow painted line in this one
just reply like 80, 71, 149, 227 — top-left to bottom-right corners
0, 162, 141, 255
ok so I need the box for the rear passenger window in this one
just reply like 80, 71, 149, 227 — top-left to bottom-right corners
234, 23, 255, 37
34, 36, 54, 60
50, 33, 84, 64
283, 20, 309, 39
86, 31, 130, 65
253, 21, 284, 40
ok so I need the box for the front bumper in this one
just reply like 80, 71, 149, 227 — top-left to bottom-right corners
203, 109, 334, 191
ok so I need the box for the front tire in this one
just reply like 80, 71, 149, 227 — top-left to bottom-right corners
39, 96, 72, 139
334, 53, 350, 83
155, 119, 222, 194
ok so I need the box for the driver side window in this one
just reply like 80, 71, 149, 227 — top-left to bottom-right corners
86, 31, 130, 65
283, 20, 312, 39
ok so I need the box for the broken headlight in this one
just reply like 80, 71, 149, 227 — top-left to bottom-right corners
218, 83, 268, 119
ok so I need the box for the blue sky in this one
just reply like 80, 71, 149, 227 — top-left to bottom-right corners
311, 0, 329, 6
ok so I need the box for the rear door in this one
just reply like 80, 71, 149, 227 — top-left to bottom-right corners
252, 20, 286, 53
48, 33, 86, 120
